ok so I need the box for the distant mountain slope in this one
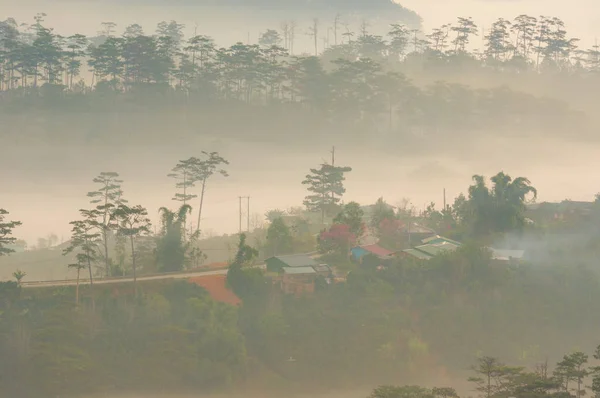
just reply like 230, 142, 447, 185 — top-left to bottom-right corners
108, 0, 421, 24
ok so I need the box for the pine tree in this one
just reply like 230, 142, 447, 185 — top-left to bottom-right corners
302, 163, 352, 223
0, 209, 21, 256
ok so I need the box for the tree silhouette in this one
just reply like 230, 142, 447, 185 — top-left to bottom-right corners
302, 162, 352, 223
112, 204, 152, 295
0, 209, 21, 256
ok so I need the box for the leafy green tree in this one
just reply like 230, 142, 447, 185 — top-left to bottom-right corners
369, 385, 434, 398
468, 356, 525, 398
302, 162, 352, 223
168, 158, 198, 206
68, 254, 87, 305
63, 210, 102, 307
88, 36, 124, 85
0, 209, 21, 256
370, 197, 396, 229
388, 24, 410, 60
451, 17, 478, 53
426, 24, 451, 53
485, 18, 513, 63
31, 14, 65, 86
112, 204, 152, 295
512, 15, 537, 59
29, 302, 93, 396
333, 201, 365, 237
64, 33, 88, 89
12, 270, 25, 286
265, 209, 286, 223
168, 158, 199, 235
266, 217, 293, 256
432, 387, 458, 398
227, 233, 261, 300
156, 204, 191, 272
87, 171, 126, 277
462, 172, 537, 237
590, 346, 600, 398
259, 29, 282, 47
553, 352, 588, 397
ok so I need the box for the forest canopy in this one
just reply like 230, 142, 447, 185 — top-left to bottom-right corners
0, 13, 596, 147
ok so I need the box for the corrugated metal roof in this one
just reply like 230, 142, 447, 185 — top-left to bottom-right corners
402, 249, 433, 260
269, 254, 318, 268
360, 244, 395, 257
489, 248, 525, 261
283, 267, 317, 275
415, 241, 459, 256
422, 235, 461, 246
313, 264, 331, 273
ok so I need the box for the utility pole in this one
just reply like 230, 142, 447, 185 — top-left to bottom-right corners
239, 196, 242, 233
239, 196, 250, 233
331, 146, 335, 166
247, 196, 250, 232
330, 146, 336, 202
443, 188, 446, 209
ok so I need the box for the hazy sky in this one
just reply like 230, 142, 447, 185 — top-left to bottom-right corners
0, 0, 598, 49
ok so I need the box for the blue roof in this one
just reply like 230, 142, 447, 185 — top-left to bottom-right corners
351, 247, 369, 259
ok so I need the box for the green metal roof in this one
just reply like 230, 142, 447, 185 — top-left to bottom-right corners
402, 249, 433, 260
282, 267, 317, 275
267, 254, 318, 268
414, 241, 459, 257
422, 235, 461, 246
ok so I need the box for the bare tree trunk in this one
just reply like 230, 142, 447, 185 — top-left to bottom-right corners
196, 177, 207, 234
75, 268, 80, 306
86, 249, 95, 312
130, 236, 137, 297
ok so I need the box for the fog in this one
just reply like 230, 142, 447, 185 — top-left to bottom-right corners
2, 133, 598, 245
3, 2, 600, 397
0, 0, 598, 243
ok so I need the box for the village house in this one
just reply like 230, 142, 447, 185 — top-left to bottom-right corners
281, 266, 317, 295
351, 244, 396, 261
265, 254, 318, 273
265, 253, 329, 296
400, 235, 526, 264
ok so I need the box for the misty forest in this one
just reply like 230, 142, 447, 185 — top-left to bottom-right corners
0, 11, 598, 148
2, 3, 600, 398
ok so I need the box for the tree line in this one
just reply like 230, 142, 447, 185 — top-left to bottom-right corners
0, 14, 593, 143
370, 345, 600, 398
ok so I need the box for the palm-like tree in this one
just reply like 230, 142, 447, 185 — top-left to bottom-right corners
12, 269, 26, 286
156, 204, 191, 272
466, 172, 537, 236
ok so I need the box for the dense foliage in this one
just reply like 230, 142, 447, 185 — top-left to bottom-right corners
0, 280, 246, 397
3, 236, 600, 396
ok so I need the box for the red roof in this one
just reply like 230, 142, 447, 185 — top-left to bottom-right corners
188, 275, 241, 306
362, 244, 395, 257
